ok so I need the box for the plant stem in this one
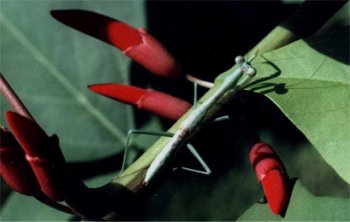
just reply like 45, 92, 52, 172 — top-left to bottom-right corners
185, 74, 214, 89
248, 0, 347, 56
35, 191, 74, 215
0, 73, 33, 120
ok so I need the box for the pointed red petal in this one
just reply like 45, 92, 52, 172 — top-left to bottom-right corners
261, 170, 289, 215
139, 90, 191, 121
51, 10, 143, 52
5, 111, 48, 157
107, 20, 182, 77
88, 83, 191, 120
254, 157, 285, 182
51, 10, 181, 77
249, 142, 286, 181
122, 28, 182, 77
107, 21, 143, 51
107, 23, 182, 77
6, 111, 69, 201
249, 142, 278, 165
88, 83, 146, 106
0, 127, 40, 195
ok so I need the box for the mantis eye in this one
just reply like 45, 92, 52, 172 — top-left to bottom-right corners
246, 67, 256, 77
235, 55, 245, 65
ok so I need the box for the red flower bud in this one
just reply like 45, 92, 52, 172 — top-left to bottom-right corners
0, 127, 41, 195
88, 83, 191, 121
105, 19, 142, 51
249, 142, 289, 215
108, 24, 182, 78
51, 10, 182, 77
6, 111, 69, 201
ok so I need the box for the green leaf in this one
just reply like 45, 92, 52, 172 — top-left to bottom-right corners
238, 180, 350, 221
1, 192, 72, 221
249, 27, 350, 183
0, 1, 146, 162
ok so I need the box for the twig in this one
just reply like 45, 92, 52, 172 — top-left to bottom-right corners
0, 73, 33, 120
35, 192, 74, 215
185, 74, 214, 89
248, 0, 347, 55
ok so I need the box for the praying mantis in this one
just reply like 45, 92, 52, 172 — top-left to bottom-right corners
116, 55, 257, 189
142, 56, 256, 185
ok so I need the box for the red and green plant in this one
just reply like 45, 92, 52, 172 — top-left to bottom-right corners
1, 1, 349, 221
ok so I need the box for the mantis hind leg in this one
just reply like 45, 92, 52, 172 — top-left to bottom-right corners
176, 143, 212, 175
193, 82, 198, 109
121, 130, 175, 173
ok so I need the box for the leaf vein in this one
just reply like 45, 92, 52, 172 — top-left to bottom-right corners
0, 13, 126, 144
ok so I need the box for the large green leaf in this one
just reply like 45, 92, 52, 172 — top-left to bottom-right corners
249, 27, 350, 183
0, 1, 146, 161
238, 180, 350, 221
1, 192, 72, 221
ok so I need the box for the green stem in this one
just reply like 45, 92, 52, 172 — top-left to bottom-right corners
248, 0, 347, 56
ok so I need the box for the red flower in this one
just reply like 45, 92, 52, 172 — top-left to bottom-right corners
6, 111, 70, 201
51, 10, 182, 78
88, 83, 191, 121
0, 127, 41, 195
108, 24, 182, 78
249, 142, 289, 215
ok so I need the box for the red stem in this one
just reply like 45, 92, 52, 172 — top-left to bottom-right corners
0, 73, 33, 120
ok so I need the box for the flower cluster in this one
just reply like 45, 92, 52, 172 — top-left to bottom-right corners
0, 9, 196, 218
51, 9, 197, 121
86, 15, 194, 120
